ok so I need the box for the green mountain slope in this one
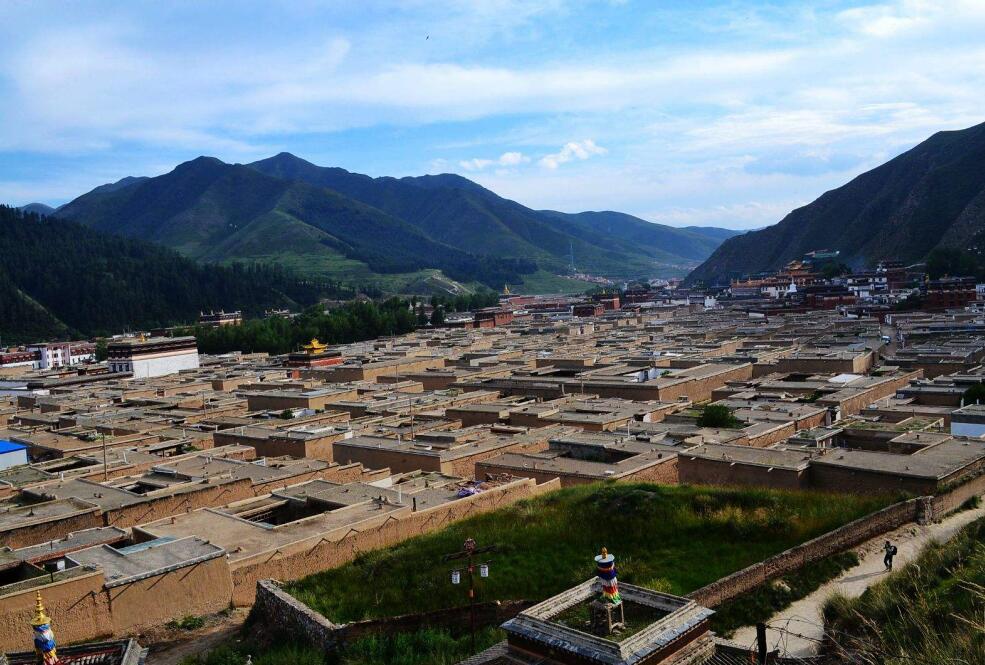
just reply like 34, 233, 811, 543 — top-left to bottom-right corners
57, 157, 535, 289
687, 121, 985, 284
0, 205, 324, 343
57, 153, 737, 289
248, 153, 729, 278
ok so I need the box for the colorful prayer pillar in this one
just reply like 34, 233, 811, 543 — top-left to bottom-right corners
594, 547, 621, 605
31, 592, 59, 665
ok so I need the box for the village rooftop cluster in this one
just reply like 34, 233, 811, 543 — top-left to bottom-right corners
2, 272, 985, 662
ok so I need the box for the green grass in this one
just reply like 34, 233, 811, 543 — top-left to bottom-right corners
180, 628, 501, 665
286, 483, 890, 624
709, 551, 859, 637
512, 269, 596, 294
180, 643, 323, 665
167, 615, 207, 631
554, 600, 669, 642
823, 515, 985, 664
337, 626, 503, 665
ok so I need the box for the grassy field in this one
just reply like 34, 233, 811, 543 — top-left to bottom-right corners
286, 483, 890, 623
512, 269, 595, 294
180, 627, 501, 665
823, 515, 985, 664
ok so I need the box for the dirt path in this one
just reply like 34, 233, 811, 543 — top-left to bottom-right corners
730, 500, 985, 657
144, 608, 249, 665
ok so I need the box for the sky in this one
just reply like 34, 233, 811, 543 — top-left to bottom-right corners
1, 0, 984, 229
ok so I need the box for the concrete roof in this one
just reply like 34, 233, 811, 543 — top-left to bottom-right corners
68, 536, 224, 587
0, 497, 98, 532
13, 527, 128, 562
812, 438, 985, 479
684, 444, 813, 471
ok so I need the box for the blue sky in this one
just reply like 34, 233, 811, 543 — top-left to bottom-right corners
1, 0, 984, 229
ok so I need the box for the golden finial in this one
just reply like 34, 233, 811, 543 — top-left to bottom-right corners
600, 546, 608, 558
32, 591, 50, 626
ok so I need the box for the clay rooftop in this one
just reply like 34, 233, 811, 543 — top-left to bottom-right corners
0, 497, 98, 532
67, 535, 224, 587
484, 438, 679, 480
811, 438, 985, 479
11, 526, 128, 563
683, 444, 814, 471
336, 433, 528, 460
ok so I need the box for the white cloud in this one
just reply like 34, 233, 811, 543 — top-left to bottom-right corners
539, 140, 607, 169
459, 151, 529, 171
459, 158, 492, 171
3, 1, 985, 225
497, 151, 528, 166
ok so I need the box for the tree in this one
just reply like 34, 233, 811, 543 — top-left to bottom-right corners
820, 262, 850, 279
696, 404, 743, 428
963, 383, 985, 405
927, 248, 981, 280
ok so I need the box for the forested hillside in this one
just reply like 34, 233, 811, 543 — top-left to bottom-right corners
688, 121, 985, 284
0, 206, 327, 343
56, 157, 536, 289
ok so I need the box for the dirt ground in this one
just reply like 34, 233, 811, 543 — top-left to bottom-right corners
143, 607, 250, 665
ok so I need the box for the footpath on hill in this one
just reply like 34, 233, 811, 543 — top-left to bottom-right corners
729, 499, 985, 657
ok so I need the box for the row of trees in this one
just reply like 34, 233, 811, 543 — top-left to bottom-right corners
183, 299, 420, 355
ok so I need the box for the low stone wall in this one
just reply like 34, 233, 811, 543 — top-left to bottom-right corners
253, 580, 340, 651
932, 467, 985, 516
687, 498, 921, 608
251, 579, 529, 651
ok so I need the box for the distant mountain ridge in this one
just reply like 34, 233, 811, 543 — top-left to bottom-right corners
17, 202, 55, 216
687, 121, 985, 284
55, 153, 738, 289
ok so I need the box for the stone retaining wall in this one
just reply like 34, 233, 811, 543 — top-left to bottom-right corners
253, 580, 340, 652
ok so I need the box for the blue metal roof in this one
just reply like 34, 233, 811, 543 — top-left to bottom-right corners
0, 440, 27, 454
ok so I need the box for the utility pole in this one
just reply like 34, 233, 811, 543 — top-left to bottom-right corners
756, 622, 768, 665
102, 432, 108, 481
443, 537, 496, 653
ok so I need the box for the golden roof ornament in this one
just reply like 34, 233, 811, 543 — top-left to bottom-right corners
302, 338, 327, 355
31, 591, 60, 665
32, 592, 50, 627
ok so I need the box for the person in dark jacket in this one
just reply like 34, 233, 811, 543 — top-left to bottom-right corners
883, 540, 898, 570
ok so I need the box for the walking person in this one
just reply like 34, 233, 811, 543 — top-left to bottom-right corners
883, 540, 897, 570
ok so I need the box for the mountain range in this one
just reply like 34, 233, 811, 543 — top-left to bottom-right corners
687, 121, 985, 284
52, 153, 741, 291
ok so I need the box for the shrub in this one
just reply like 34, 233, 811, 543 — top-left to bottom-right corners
696, 404, 743, 428
168, 615, 206, 631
